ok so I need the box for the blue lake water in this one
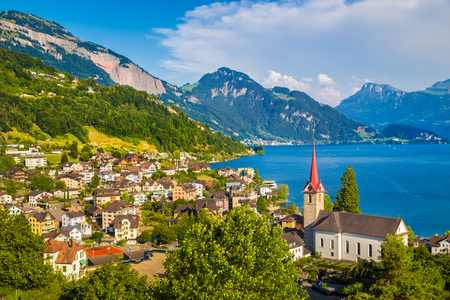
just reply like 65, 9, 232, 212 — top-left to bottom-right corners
213, 144, 450, 236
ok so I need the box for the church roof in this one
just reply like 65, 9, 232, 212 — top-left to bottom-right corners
303, 132, 324, 193
311, 210, 407, 239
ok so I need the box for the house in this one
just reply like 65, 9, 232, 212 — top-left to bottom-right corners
29, 145, 42, 152
141, 151, 157, 160
210, 189, 229, 214
28, 212, 56, 234
102, 200, 138, 229
429, 235, 450, 255
42, 230, 71, 242
6, 204, 23, 218
25, 157, 47, 169
54, 188, 80, 199
173, 184, 196, 201
100, 171, 119, 183
113, 158, 128, 168
35, 169, 57, 178
112, 179, 141, 193
99, 161, 113, 172
85, 205, 102, 219
59, 225, 83, 241
262, 180, 278, 189
302, 138, 409, 262
1, 168, 26, 181
62, 162, 78, 172
130, 192, 147, 206
238, 167, 255, 178
119, 172, 141, 183
162, 167, 177, 176
79, 170, 97, 184
111, 215, 140, 244
59, 173, 84, 189
151, 181, 174, 200
62, 211, 86, 227
272, 210, 286, 220
279, 214, 304, 231
124, 153, 141, 164
0, 192, 13, 204
173, 205, 195, 218
281, 231, 310, 260
168, 218, 178, 226
92, 152, 114, 162
188, 163, 201, 173
28, 190, 53, 207
78, 162, 92, 170
138, 162, 158, 175
182, 180, 206, 197
44, 239, 87, 280
199, 162, 211, 171
142, 180, 159, 193
218, 168, 238, 177
92, 189, 121, 206
196, 199, 219, 216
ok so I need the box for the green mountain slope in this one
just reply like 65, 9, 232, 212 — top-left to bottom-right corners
381, 124, 449, 144
336, 82, 450, 138
161, 67, 366, 143
0, 47, 248, 155
0, 10, 166, 95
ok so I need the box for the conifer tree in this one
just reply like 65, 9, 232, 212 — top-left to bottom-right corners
91, 172, 100, 188
333, 166, 361, 214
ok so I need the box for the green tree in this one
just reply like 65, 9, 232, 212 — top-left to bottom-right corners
91, 172, 100, 188
69, 141, 78, 159
60, 152, 69, 164
444, 231, 450, 237
151, 206, 307, 299
0, 154, 16, 172
80, 144, 93, 161
333, 166, 361, 214
324, 194, 333, 211
55, 180, 66, 190
138, 230, 153, 243
277, 184, 289, 200
159, 195, 169, 215
92, 231, 102, 240
256, 195, 268, 214
120, 191, 131, 203
253, 168, 261, 182
30, 173, 55, 192
153, 222, 177, 244
77, 262, 149, 299
173, 150, 181, 159
407, 225, 415, 242
286, 203, 299, 215
0, 210, 61, 290
151, 169, 166, 180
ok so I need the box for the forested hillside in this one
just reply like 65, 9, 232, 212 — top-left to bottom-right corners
0, 48, 248, 155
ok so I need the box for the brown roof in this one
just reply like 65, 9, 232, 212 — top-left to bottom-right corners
174, 205, 195, 216
111, 215, 140, 229
66, 211, 86, 219
103, 200, 135, 212
281, 231, 305, 249
44, 240, 85, 264
429, 235, 450, 247
88, 254, 121, 266
311, 210, 406, 239
196, 199, 218, 212
93, 189, 121, 197
85, 205, 102, 216
42, 230, 70, 240
32, 211, 56, 222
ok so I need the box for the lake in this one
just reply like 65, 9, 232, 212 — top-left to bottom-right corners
213, 144, 450, 236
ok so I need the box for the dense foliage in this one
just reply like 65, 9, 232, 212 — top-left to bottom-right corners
333, 166, 361, 214
151, 206, 307, 299
382, 124, 449, 143
0, 47, 248, 154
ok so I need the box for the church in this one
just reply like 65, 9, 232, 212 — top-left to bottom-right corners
301, 135, 409, 262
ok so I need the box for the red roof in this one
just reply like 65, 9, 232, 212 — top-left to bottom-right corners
304, 132, 325, 193
86, 246, 125, 257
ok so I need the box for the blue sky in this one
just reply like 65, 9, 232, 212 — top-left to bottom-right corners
2, 0, 450, 106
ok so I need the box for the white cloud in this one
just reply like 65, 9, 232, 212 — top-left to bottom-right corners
317, 74, 336, 86
154, 0, 450, 104
301, 77, 313, 82
262, 70, 311, 92
351, 87, 361, 94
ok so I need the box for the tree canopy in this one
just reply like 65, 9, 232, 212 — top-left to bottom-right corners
151, 205, 307, 299
333, 166, 361, 214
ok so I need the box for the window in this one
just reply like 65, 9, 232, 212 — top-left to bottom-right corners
320, 238, 323, 247
369, 244, 373, 257
345, 241, 349, 253
330, 240, 334, 250
331, 252, 334, 257
63, 266, 66, 272
309, 195, 312, 203
357, 242, 361, 255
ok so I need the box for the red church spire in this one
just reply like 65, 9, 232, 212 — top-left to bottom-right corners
309, 130, 319, 186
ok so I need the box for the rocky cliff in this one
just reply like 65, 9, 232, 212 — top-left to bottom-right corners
0, 11, 165, 94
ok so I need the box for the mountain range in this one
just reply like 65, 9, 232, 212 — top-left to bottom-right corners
336, 81, 450, 138
1, 10, 448, 143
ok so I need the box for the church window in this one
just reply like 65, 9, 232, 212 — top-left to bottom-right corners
331, 252, 334, 257
369, 244, 373, 257
345, 241, 349, 253
330, 240, 334, 249
357, 242, 361, 255
309, 195, 312, 203
320, 238, 324, 248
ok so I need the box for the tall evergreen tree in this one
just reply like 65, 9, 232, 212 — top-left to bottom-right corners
60, 152, 69, 164
69, 142, 78, 159
333, 166, 361, 214
91, 172, 100, 188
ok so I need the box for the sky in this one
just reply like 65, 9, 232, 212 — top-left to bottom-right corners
2, 0, 450, 106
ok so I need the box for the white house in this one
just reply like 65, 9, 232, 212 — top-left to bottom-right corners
44, 240, 87, 280
25, 157, 47, 169
111, 215, 140, 244
162, 167, 177, 176
0, 192, 13, 204
60, 225, 83, 241
28, 190, 52, 206
130, 192, 147, 206
258, 185, 272, 198
281, 231, 310, 260
79, 170, 96, 184
62, 211, 86, 227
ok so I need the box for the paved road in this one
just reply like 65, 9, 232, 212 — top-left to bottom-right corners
300, 282, 344, 300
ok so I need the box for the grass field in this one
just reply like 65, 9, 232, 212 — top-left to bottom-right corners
197, 174, 218, 182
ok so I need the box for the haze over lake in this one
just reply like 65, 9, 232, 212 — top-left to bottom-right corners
214, 144, 450, 236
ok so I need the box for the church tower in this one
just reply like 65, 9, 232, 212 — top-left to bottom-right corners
303, 130, 325, 250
